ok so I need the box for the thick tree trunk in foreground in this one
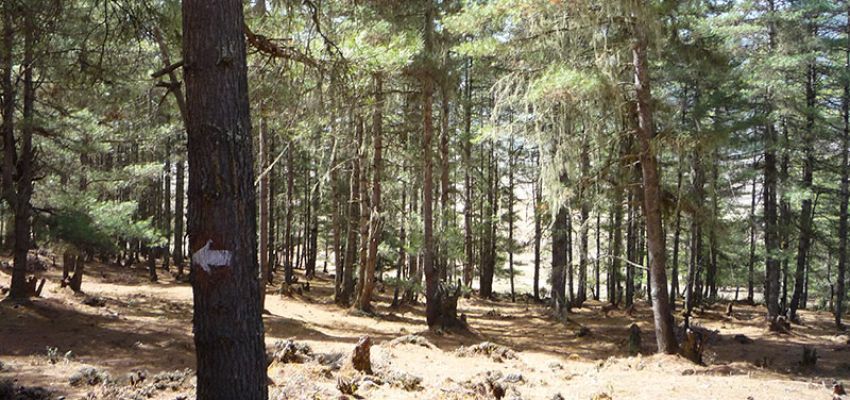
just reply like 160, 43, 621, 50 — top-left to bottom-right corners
182, 0, 268, 397
631, 19, 678, 354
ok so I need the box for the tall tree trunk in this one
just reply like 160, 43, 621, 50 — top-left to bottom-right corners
153, 27, 188, 278
479, 143, 496, 298
594, 190, 601, 301
610, 139, 627, 305
533, 150, 542, 301
763, 0, 782, 323
174, 159, 186, 276
1, 0, 15, 254
610, 200, 623, 305
9, 8, 34, 300
707, 150, 719, 300
182, 0, 268, 396
422, 2, 441, 328
552, 168, 570, 314
779, 120, 791, 312
259, 116, 270, 309
748, 156, 758, 304
631, 17, 678, 353
268, 134, 276, 283
331, 138, 345, 302
439, 75, 451, 280
392, 181, 407, 307
163, 140, 172, 271
626, 188, 636, 308
836, 3, 850, 329
577, 139, 590, 306
671, 154, 683, 303
284, 139, 294, 285
307, 169, 319, 278
341, 127, 360, 304
685, 148, 704, 315
508, 133, 516, 303
357, 74, 383, 311
790, 38, 817, 322
463, 58, 474, 289
356, 117, 369, 304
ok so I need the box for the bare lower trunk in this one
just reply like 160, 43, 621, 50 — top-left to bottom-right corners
8, 8, 34, 300
837, 5, 850, 329
357, 74, 383, 311
259, 117, 270, 309
632, 19, 678, 353
182, 0, 268, 396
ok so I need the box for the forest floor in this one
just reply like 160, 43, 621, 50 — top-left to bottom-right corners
1, 258, 849, 400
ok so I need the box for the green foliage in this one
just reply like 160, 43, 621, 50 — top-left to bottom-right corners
43, 195, 163, 254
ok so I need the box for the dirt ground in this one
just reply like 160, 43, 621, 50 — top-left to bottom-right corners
1, 257, 849, 400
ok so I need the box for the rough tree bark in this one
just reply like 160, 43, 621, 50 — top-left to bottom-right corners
8, 7, 35, 300
357, 74, 383, 311
671, 153, 683, 303
2, 0, 16, 271
508, 133, 516, 302
463, 58, 474, 289
685, 148, 704, 316
182, 0, 268, 397
533, 150, 542, 301
763, 0, 782, 323
837, 2, 850, 329
552, 168, 570, 315
422, 2, 440, 328
341, 120, 362, 305
576, 138, 590, 306
789, 37, 817, 322
748, 157, 758, 304
259, 116, 270, 309
631, 15, 678, 353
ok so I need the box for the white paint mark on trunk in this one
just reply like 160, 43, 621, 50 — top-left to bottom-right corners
192, 240, 233, 273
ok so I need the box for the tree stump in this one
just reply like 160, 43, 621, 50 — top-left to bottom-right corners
800, 346, 817, 369
768, 315, 791, 333
434, 280, 464, 330
680, 328, 704, 365
628, 323, 641, 355
351, 336, 372, 374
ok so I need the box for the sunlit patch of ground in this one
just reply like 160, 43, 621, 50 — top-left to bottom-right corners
1, 256, 848, 399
